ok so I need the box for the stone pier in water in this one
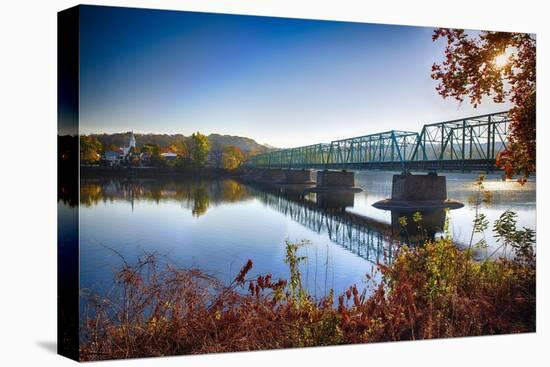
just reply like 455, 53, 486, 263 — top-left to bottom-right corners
242, 168, 314, 185
373, 172, 463, 211
308, 170, 361, 193
282, 169, 314, 184
258, 169, 285, 183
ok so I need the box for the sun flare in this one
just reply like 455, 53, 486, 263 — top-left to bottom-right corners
493, 53, 509, 68
493, 47, 516, 68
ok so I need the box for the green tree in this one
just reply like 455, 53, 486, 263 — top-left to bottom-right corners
431, 29, 536, 182
221, 145, 245, 170
172, 140, 188, 157
148, 144, 165, 167
190, 132, 211, 168
140, 144, 155, 155
80, 135, 103, 163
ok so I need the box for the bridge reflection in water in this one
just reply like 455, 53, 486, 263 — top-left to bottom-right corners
247, 184, 448, 265
76, 177, 449, 266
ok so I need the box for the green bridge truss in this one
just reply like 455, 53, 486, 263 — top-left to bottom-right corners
247, 111, 511, 172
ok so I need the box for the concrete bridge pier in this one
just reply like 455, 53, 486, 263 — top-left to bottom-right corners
282, 169, 314, 184
392, 172, 446, 201
317, 170, 354, 188
306, 170, 362, 193
244, 168, 264, 182
241, 168, 314, 186
258, 168, 285, 183
373, 172, 463, 210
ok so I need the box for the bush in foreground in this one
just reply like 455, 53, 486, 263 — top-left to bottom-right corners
79, 235, 535, 361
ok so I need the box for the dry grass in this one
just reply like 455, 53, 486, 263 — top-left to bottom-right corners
80, 239, 535, 361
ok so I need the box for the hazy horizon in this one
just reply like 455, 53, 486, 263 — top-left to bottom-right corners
78, 6, 511, 148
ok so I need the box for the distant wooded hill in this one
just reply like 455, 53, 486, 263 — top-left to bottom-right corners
89, 132, 274, 154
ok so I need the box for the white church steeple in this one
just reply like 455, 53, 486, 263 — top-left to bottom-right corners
129, 130, 136, 149
122, 130, 136, 156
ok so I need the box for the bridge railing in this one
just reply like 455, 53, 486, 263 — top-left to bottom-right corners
246, 110, 510, 170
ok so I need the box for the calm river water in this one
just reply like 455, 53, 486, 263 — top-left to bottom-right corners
69, 172, 535, 301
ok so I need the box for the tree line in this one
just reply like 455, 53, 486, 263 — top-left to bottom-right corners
80, 132, 251, 170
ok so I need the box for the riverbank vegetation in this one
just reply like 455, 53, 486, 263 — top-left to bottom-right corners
80, 211, 535, 361
78, 131, 264, 170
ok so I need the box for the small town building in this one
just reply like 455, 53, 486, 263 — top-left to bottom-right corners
161, 152, 178, 160
102, 131, 137, 166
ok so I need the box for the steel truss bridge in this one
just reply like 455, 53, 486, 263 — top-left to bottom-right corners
247, 111, 510, 172
251, 187, 399, 264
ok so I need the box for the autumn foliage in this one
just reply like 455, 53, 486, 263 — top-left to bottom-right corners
431, 29, 536, 182
80, 238, 535, 361
222, 145, 245, 170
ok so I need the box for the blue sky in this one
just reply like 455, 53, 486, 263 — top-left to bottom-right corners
79, 5, 510, 147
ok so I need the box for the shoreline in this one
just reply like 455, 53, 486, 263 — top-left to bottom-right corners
79, 164, 242, 179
